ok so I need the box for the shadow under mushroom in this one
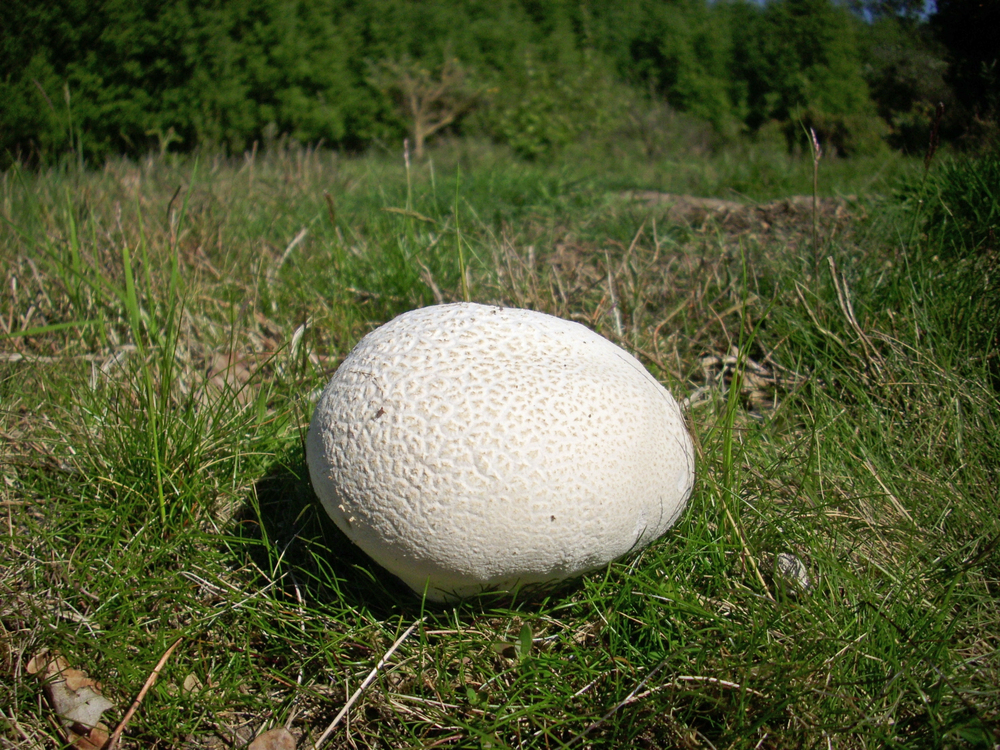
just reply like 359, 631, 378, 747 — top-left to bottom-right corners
230, 447, 419, 619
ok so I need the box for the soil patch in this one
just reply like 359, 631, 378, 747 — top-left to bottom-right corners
622, 191, 861, 240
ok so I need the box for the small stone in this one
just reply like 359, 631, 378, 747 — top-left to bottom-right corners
248, 727, 295, 750
775, 552, 811, 592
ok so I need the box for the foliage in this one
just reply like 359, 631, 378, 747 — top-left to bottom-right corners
0, 0, 994, 165
931, 0, 1000, 149
733, 0, 886, 155
917, 151, 1000, 258
856, 17, 953, 153
0, 0, 377, 163
587, 0, 745, 137
489, 47, 629, 160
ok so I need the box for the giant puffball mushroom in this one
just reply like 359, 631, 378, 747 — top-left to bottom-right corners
306, 302, 695, 601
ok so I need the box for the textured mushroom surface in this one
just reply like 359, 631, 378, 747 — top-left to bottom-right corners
306, 302, 695, 601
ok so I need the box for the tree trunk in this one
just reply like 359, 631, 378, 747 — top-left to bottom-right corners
413, 120, 427, 160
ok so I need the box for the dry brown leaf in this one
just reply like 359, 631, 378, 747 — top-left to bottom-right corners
27, 650, 115, 750
67, 728, 109, 750
248, 726, 296, 750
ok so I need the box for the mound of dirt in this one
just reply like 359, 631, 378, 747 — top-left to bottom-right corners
622, 191, 860, 237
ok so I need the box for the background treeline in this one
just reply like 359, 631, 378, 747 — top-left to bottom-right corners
1, 0, 996, 167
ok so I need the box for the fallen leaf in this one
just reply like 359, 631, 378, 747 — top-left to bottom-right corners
27, 650, 115, 750
248, 726, 296, 750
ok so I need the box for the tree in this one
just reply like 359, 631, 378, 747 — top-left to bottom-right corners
848, 0, 928, 23
733, 0, 883, 154
586, 0, 742, 136
932, 0, 1000, 145
857, 15, 953, 153
369, 56, 485, 159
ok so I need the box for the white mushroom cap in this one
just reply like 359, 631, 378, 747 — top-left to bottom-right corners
306, 302, 694, 601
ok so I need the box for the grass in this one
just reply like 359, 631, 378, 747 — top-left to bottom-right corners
1, 138, 998, 749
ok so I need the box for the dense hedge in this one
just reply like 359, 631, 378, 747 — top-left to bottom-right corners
0, 0, 986, 165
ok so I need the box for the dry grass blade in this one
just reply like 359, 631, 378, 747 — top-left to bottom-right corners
828, 256, 884, 375
604, 250, 624, 338
313, 618, 424, 750
861, 457, 915, 525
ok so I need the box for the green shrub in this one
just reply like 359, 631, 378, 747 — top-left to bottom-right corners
888, 150, 1000, 379
922, 150, 1000, 256
488, 48, 628, 161
791, 109, 889, 156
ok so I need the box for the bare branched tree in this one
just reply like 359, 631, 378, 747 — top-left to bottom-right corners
369, 57, 485, 159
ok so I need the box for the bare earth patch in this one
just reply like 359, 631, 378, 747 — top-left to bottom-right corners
622, 191, 859, 240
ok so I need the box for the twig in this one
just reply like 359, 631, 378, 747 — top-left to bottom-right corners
106, 637, 183, 750
421, 732, 464, 749
314, 618, 424, 750
570, 676, 602, 699
165, 184, 183, 228
620, 220, 645, 274
418, 261, 445, 305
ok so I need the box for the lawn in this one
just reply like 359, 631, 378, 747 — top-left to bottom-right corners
1, 139, 998, 749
